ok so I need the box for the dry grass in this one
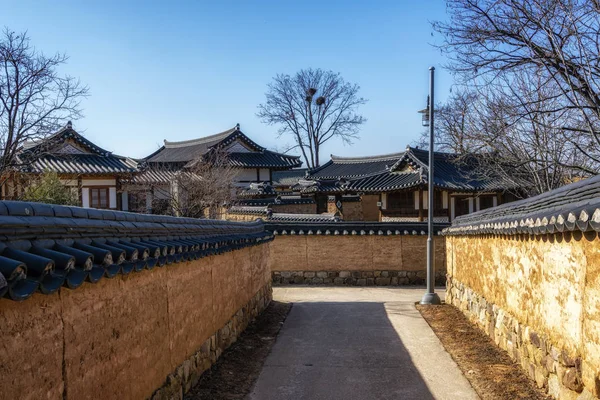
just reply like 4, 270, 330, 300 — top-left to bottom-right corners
417, 304, 551, 400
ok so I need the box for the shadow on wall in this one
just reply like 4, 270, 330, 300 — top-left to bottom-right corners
249, 301, 435, 400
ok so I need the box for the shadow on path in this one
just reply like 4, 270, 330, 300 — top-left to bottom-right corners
249, 301, 436, 400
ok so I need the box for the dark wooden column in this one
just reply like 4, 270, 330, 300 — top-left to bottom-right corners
418, 188, 424, 222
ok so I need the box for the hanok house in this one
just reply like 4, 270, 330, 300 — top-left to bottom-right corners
300, 146, 519, 222
129, 124, 302, 214
1, 122, 138, 210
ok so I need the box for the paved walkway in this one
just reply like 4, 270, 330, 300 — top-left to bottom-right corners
248, 287, 479, 400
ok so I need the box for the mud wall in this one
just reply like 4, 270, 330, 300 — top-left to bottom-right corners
0, 244, 271, 400
446, 233, 600, 399
271, 203, 317, 214
269, 235, 445, 285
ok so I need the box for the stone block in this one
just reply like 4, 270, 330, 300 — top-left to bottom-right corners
581, 360, 600, 397
303, 271, 315, 278
357, 279, 366, 286
563, 367, 584, 392
381, 271, 389, 277
366, 278, 375, 286
535, 365, 548, 389
375, 277, 391, 286
339, 271, 351, 278
333, 277, 344, 285
548, 375, 561, 399
316, 271, 328, 278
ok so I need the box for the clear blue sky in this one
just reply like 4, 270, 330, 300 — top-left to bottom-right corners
4, 0, 453, 162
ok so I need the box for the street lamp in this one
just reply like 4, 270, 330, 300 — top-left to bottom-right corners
420, 67, 441, 306
418, 96, 430, 127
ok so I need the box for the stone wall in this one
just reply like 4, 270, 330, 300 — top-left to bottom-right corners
270, 235, 445, 286
0, 244, 272, 400
446, 233, 600, 399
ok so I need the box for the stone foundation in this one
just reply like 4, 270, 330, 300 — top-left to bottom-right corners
150, 282, 272, 400
447, 277, 594, 400
272, 270, 445, 286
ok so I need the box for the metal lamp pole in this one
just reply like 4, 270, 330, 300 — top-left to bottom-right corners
421, 66, 441, 305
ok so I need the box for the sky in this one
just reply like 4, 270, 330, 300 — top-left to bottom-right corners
3, 0, 454, 162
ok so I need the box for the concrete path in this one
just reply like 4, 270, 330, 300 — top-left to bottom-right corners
248, 287, 479, 400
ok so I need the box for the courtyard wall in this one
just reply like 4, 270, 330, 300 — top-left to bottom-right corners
444, 175, 600, 399
0, 203, 272, 400
267, 222, 447, 286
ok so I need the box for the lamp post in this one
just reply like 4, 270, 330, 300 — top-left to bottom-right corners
420, 66, 441, 305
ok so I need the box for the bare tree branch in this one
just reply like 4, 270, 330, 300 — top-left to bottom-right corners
0, 28, 89, 177
257, 68, 367, 168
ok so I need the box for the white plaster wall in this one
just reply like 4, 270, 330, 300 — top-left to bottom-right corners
81, 188, 90, 208
109, 187, 117, 209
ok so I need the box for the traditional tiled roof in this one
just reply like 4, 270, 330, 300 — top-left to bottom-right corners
267, 213, 341, 223
238, 182, 277, 198
293, 178, 350, 194
272, 168, 309, 187
236, 196, 315, 207
308, 152, 404, 179
227, 205, 270, 215
145, 125, 301, 169
0, 201, 272, 301
23, 154, 138, 175
128, 167, 199, 185
265, 221, 449, 236
16, 124, 137, 175
444, 174, 600, 236
21, 124, 112, 157
305, 146, 515, 193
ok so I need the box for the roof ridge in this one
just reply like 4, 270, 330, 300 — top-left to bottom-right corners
164, 127, 237, 148
263, 148, 301, 159
330, 151, 406, 163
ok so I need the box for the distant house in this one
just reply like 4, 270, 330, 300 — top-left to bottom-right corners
130, 124, 302, 213
288, 146, 519, 222
1, 122, 138, 210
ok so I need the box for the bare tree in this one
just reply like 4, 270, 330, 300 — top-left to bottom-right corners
257, 68, 367, 168
172, 150, 239, 219
419, 75, 590, 196
434, 0, 600, 174
128, 149, 239, 219
0, 29, 88, 178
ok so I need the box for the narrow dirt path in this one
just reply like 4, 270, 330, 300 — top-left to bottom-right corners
185, 301, 292, 400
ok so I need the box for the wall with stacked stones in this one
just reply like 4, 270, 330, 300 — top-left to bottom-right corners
270, 235, 446, 286
0, 244, 272, 400
446, 233, 600, 399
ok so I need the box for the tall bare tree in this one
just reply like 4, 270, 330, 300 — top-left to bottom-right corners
434, 0, 600, 174
0, 29, 88, 178
257, 68, 367, 168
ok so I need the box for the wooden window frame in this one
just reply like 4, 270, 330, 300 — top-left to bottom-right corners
88, 186, 110, 209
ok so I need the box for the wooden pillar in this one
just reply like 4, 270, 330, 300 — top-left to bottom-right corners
256, 168, 260, 182
418, 188, 424, 222
77, 176, 83, 207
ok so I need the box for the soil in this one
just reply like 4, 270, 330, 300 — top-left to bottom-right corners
185, 300, 292, 400
417, 304, 552, 400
